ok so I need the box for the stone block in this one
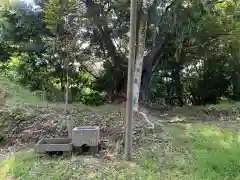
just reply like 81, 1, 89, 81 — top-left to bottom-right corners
72, 126, 100, 147
35, 138, 72, 153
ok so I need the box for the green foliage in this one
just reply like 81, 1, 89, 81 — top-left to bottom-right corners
0, 152, 37, 179
189, 125, 240, 180
2, 0, 240, 106
80, 91, 106, 106
148, 72, 167, 102
44, 0, 62, 33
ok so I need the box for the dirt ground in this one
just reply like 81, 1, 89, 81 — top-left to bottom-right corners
1, 102, 239, 156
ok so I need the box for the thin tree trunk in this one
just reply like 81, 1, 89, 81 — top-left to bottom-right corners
124, 0, 138, 161
232, 70, 240, 101
172, 64, 183, 106
64, 57, 72, 138
60, 71, 65, 100
41, 84, 44, 101
174, 39, 184, 106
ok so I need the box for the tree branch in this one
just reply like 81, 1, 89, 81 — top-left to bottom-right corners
74, 52, 99, 79
80, 62, 99, 79
185, 33, 230, 51
158, 0, 176, 25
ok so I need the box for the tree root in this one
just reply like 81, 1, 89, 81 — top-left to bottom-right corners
134, 109, 155, 129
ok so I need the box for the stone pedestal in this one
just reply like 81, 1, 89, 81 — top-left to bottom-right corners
72, 126, 100, 147
72, 126, 100, 154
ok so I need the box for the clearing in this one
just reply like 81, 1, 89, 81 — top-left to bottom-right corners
1, 76, 240, 179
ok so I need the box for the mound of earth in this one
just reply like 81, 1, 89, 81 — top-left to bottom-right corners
0, 103, 150, 153
149, 105, 240, 131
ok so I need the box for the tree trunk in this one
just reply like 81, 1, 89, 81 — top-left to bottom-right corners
174, 39, 184, 106
64, 57, 72, 138
138, 39, 166, 102
172, 63, 183, 106
232, 70, 240, 101
60, 72, 64, 92
60, 72, 65, 101
133, 55, 143, 109
133, 24, 147, 110
125, 0, 138, 161
133, 0, 148, 110
139, 69, 152, 102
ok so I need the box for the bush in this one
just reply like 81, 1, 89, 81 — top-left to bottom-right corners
80, 92, 106, 106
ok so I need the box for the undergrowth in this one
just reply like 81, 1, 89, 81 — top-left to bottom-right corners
1, 124, 240, 179
1, 73, 240, 179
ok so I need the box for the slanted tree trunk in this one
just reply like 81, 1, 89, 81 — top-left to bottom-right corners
84, 0, 166, 105
135, 0, 168, 105
139, 39, 165, 102
131, 0, 160, 131
133, 24, 147, 110
133, 0, 149, 110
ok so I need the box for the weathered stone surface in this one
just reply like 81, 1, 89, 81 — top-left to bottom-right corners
34, 121, 42, 130
22, 130, 33, 141
72, 126, 100, 147
35, 138, 72, 153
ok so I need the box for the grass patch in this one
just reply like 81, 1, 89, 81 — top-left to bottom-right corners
189, 124, 240, 180
0, 152, 160, 179
0, 151, 75, 179
135, 123, 240, 180
1, 124, 240, 179
0, 151, 37, 179
206, 102, 240, 109
0, 76, 44, 105
164, 123, 240, 179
